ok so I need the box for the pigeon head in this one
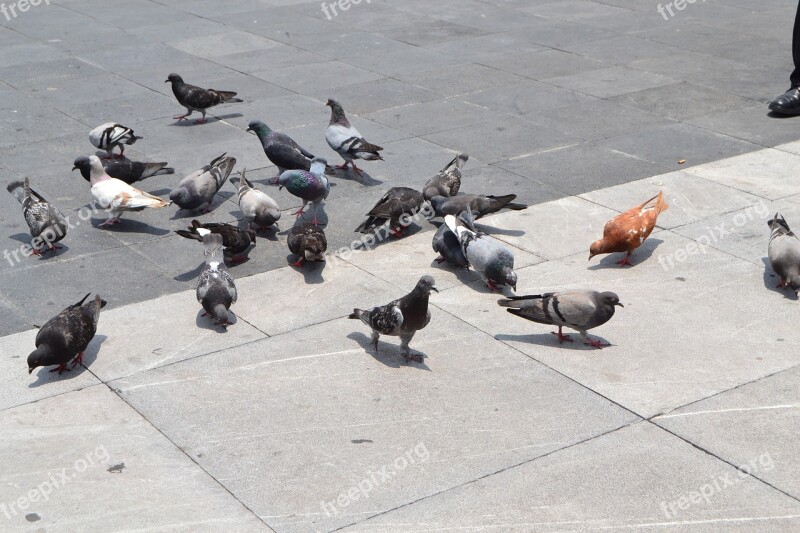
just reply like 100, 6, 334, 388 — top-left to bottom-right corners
503, 270, 517, 292
246, 120, 271, 137
247, 228, 258, 244
165, 73, 183, 84
86, 155, 110, 184
326, 99, 350, 126
211, 303, 230, 326
310, 157, 328, 175
416, 275, 439, 294
169, 186, 191, 207
768, 212, 790, 233
599, 291, 624, 308
588, 238, 608, 260
428, 196, 446, 217
72, 156, 92, 182
27, 344, 56, 374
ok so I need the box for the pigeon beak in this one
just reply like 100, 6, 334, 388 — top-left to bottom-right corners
28, 367, 33, 374
164, 79, 169, 83
616, 303, 624, 308
431, 286, 439, 293
245, 127, 253, 132
71, 165, 78, 171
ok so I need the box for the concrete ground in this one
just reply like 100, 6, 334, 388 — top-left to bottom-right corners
1, 0, 799, 532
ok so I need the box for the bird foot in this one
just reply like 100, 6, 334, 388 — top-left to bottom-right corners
200, 206, 212, 214
173, 114, 189, 121
99, 218, 119, 227
30, 249, 43, 256
335, 163, 350, 170
311, 217, 320, 226
616, 255, 633, 267
486, 280, 500, 292
292, 208, 306, 218
584, 339, 609, 349
551, 331, 573, 343
195, 118, 207, 125
777, 279, 787, 288
72, 352, 84, 367
49, 364, 70, 374
389, 227, 406, 238
47, 244, 63, 251
290, 258, 304, 268
351, 164, 363, 177
403, 353, 423, 363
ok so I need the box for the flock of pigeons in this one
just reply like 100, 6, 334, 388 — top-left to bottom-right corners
8, 74, 800, 376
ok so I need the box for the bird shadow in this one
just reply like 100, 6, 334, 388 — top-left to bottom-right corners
28, 335, 107, 388
347, 332, 431, 370
286, 254, 326, 284
8, 233, 29, 244
195, 309, 238, 332
91, 218, 170, 236
330, 168, 382, 186
474, 222, 525, 237
167, 112, 243, 126
6, 234, 70, 260
587, 238, 664, 271
175, 262, 205, 283
296, 206, 329, 227
761, 257, 799, 300
356, 224, 425, 250
430, 260, 476, 284
495, 333, 613, 351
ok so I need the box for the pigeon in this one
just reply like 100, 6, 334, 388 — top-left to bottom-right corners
89, 123, 141, 159
325, 99, 383, 175
276, 157, 329, 226
170, 153, 235, 213
349, 275, 438, 362
429, 193, 527, 219
432, 210, 475, 267
197, 233, 237, 327
235, 169, 281, 231
76, 155, 171, 226
73, 156, 173, 185
176, 220, 256, 265
355, 187, 426, 237
445, 214, 517, 292
7, 178, 68, 254
247, 120, 334, 176
590, 191, 669, 267
288, 222, 327, 267
498, 290, 623, 349
166, 73, 243, 124
423, 153, 469, 200
768, 213, 800, 295
27, 293, 106, 375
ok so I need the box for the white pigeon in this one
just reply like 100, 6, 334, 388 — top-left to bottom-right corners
325, 99, 383, 176
89, 122, 142, 159
84, 155, 170, 226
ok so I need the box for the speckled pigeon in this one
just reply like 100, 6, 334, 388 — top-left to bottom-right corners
423, 153, 469, 200
197, 233, 237, 327
89, 123, 141, 159
276, 157, 329, 226
176, 220, 256, 265
170, 153, 235, 212
325, 99, 382, 176
349, 275, 438, 362
166, 73, 243, 124
28, 293, 106, 375
7, 178, 68, 254
73, 156, 173, 185
355, 187, 426, 238
768, 213, 800, 295
288, 222, 327, 267
445, 214, 517, 292
498, 290, 623, 349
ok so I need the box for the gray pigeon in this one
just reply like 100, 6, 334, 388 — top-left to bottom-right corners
277, 158, 330, 226
445, 214, 516, 292
355, 187, 426, 237
89, 122, 141, 159
235, 169, 281, 231
170, 153, 235, 212
768, 213, 800, 295
423, 153, 469, 200
73, 156, 173, 185
197, 233, 237, 327
325, 99, 383, 176
432, 211, 475, 268
7, 178, 68, 255
498, 290, 623, 349
288, 222, 327, 267
28, 293, 106, 375
349, 275, 438, 362
430, 193, 527, 219
247, 120, 334, 176
166, 73, 243, 124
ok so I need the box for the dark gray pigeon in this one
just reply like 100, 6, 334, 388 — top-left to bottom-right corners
176, 220, 256, 265
349, 275, 438, 362
430, 193, 527, 219
89, 122, 141, 159
247, 120, 334, 176
288, 222, 327, 267
170, 153, 235, 212
768, 213, 800, 295
498, 290, 623, 349
28, 293, 106, 375
166, 73, 243, 124
432, 211, 475, 268
325, 99, 383, 176
235, 170, 281, 231
7, 178, 67, 255
197, 233, 237, 327
423, 153, 469, 200
355, 187, 426, 237
445, 214, 516, 292
73, 156, 173, 185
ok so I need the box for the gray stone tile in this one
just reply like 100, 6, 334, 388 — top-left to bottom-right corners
563, 34, 690, 66
462, 80, 598, 117
688, 104, 800, 148
113, 315, 638, 532
611, 82, 756, 122
0, 298, 32, 337
0, 386, 270, 530
458, 164, 566, 206
497, 143, 670, 196
349, 422, 800, 531
339, 46, 464, 78
478, 48, 608, 81
166, 30, 286, 60
252, 59, 384, 94
424, 29, 548, 62
381, 18, 488, 46
396, 63, 529, 98
544, 66, 678, 98
365, 99, 498, 137
306, 77, 437, 115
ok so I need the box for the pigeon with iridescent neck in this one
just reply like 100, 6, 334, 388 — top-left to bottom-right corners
247, 120, 334, 176
276, 157, 329, 226
325, 99, 383, 176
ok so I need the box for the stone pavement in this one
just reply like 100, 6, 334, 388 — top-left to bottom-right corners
1, 1, 800, 532
0, 0, 798, 336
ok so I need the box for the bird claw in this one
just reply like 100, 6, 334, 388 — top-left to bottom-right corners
403, 353, 423, 363
616, 255, 633, 267
290, 258, 304, 268
195, 118, 207, 125
551, 331, 573, 343
173, 115, 189, 121
71, 352, 84, 367
292, 208, 306, 218
584, 339, 609, 349
49, 364, 70, 374
335, 163, 349, 170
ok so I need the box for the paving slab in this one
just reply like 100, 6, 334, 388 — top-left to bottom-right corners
346, 422, 800, 532
112, 315, 638, 532
0, 385, 269, 531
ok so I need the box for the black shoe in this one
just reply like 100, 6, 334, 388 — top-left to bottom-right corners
769, 87, 800, 115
